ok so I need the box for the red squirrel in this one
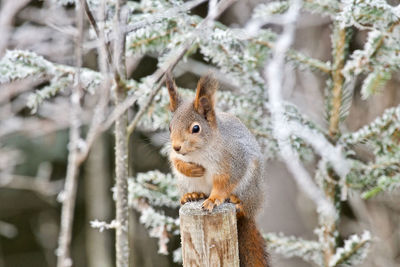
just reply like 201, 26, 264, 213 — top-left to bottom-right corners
166, 72, 269, 267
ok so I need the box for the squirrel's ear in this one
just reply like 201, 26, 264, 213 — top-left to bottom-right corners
165, 72, 181, 112
194, 74, 218, 126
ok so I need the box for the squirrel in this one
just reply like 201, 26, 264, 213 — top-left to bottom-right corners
165, 72, 269, 267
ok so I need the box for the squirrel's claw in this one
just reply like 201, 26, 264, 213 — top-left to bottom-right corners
201, 196, 224, 212
180, 192, 207, 205
229, 194, 246, 218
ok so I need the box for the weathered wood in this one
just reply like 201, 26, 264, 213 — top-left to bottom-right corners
179, 201, 239, 267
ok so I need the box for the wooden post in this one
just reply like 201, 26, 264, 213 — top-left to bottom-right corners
179, 201, 239, 267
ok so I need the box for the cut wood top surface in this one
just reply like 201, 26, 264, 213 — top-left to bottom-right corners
179, 201, 236, 216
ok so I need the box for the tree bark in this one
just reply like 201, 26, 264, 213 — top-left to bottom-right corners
179, 201, 239, 267
85, 135, 113, 267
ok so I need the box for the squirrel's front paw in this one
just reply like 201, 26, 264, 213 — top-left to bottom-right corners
201, 196, 225, 212
188, 164, 205, 177
180, 192, 207, 205
173, 159, 205, 177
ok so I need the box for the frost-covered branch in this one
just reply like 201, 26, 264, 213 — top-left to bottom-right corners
263, 0, 335, 218
289, 121, 349, 178
329, 231, 371, 267
128, 171, 180, 255
124, 0, 207, 34
341, 4, 400, 99
126, 0, 238, 136
4, 0, 400, 265
328, 24, 350, 138
90, 220, 119, 232
341, 105, 400, 145
0, 50, 102, 113
264, 233, 323, 266
342, 105, 400, 198
131, 198, 179, 255
129, 171, 180, 209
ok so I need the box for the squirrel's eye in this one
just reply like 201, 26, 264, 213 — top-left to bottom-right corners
191, 124, 200, 133
169, 125, 171, 132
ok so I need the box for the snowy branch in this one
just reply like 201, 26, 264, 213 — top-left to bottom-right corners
263, 0, 335, 218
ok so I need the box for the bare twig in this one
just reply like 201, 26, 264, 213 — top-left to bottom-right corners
75, 0, 112, 165
113, 0, 130, 266
0, 0, 31, 56
56, 3, 84, 267
79, 0, 113, 65
2, 174, 63, 196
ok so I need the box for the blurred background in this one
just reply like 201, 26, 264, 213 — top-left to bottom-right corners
0, 0, 399, 266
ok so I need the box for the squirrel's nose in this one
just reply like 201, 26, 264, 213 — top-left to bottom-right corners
173, 145, 181, 152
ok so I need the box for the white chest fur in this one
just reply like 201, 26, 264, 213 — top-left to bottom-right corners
170, 149, 221, 196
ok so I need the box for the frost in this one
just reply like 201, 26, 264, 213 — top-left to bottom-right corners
173, 247, 182, 263
329, 231, 371, 267
90, 220, 119, 232
129, 171, 180, 208
128, 171, 180, 255
0, 50, 103, 113
360, 67, 391, 99
265, 233, 324, 265
4, 0, 400, 264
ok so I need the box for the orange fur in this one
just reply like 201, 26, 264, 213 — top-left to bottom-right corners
165, 72, 181, 111
202, 173, 235, 212
180, 192, 207, 204
193, 74, 218, 127
229, 194, 246, 219
176, 161, 268, 266
173, 158, 205, 177
237, 216, 269, 267
167, 73, 269, 266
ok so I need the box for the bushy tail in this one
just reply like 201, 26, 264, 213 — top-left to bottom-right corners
237, 216, 269, 267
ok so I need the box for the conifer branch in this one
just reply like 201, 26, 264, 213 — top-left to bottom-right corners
253, 40, 331, 74
264, 233, 323, 265
322, 22, 353, 266
328, 26, 347, 139
264, 0, 335, 220
126, 0, 238, 137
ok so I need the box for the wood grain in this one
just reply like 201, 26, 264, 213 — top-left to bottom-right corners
179, 201, 239, 267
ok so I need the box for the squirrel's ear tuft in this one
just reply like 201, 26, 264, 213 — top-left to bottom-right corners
194, 73, 218, 126
165, 72, 181, 112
